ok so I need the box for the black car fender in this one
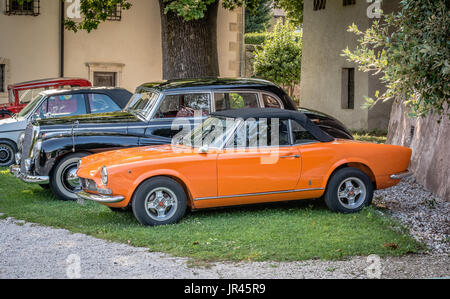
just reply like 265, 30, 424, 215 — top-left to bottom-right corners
36, 135, 141, 177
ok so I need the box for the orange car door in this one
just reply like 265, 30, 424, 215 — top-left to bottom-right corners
217, 147, 301, 197
217, 118, 301, 197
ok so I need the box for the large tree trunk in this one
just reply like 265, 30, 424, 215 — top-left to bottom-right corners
159, 0, 219, 80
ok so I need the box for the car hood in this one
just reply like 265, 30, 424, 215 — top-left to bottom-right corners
34, 111, 140, 127
0, 116, 27, 132
78, 145, 195, 176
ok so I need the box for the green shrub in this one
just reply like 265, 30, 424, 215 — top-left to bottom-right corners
245, 32, 269, 45
253, 21, 302, 98
245, 31, 302, 45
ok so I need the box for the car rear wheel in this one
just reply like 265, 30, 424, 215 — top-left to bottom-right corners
132, 177, 187, 226
0, 140, 17, 167
50, 153, 88, 201
324, 167, 373, 213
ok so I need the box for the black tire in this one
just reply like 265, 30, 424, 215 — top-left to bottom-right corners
50, 153, 88, 201
0, 139, 17, 167
38, 184, 50, 190
324, 167, 373, 214
132, 177, 187, 226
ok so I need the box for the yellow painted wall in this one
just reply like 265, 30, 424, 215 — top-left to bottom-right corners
0, 0, 243, 103
0, 0, 60, 102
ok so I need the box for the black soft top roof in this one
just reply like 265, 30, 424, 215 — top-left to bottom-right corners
212, 108, 335, 143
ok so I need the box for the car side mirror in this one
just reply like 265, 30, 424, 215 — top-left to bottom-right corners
199, 145, 209, 154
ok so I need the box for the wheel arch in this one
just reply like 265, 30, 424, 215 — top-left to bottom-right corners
0, 138, 18, 148
49, 150, 93, 177
324, 160, 377, 190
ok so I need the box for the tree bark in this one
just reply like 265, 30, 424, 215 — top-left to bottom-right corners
159, 0, 219, 80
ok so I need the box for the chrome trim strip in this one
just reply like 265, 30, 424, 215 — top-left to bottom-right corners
194, 188, 325, 201
40, 124, 179, 133
390, 171, 413, 180
76, 190, 125, 204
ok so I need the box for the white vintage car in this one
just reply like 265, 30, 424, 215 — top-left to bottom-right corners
0, 87, 132, 167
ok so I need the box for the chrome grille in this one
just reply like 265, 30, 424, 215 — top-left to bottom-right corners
20, 123, 34, 173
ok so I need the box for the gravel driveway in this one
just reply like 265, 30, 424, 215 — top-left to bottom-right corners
0, 178, 449, 279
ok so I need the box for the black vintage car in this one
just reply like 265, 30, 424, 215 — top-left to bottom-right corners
10, 78, 353, 201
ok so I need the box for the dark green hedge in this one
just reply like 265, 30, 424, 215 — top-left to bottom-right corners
245, 32, 302, 45
244, 33, 268, 45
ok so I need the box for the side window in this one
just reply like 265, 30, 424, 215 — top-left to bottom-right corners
291, 120, 317, 144
18, 87, 46, 104
263, 94, 282, 109
227, 118, 290, 148
156, 93, 211, 118
88, 94, 121, 114
214, 92, 260, 111
46, 94, 87, 118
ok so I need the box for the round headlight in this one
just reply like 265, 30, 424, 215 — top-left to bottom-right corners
100, 166, 108, 185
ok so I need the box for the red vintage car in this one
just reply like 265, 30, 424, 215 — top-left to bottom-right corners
0, 78, 91, 119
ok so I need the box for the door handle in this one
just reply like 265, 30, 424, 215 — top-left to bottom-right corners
280, 155, 300, 159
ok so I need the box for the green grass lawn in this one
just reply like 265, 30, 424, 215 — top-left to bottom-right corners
0, 167, 422, 262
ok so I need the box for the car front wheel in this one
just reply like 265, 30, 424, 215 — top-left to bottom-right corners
132, 177, 187, 226
0, 140, 17, 167
324, 167, 374, 213
50, 153, 88, 201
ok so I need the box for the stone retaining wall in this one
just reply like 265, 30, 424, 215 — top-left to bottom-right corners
387, 101, 449, 200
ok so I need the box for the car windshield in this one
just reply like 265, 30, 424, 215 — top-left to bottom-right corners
17, 94, 43, 118
178, 116, 240, 149
125, 91, 159, 119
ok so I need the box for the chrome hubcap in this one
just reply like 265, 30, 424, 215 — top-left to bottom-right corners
0, 145, 13, 164
67, 168, 80, 188
144, 187, 178, 222
62, 164, 81, 191
337, 177, 366, 209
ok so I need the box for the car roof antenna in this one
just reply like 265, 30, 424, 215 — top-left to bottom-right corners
71, 120, 79, 152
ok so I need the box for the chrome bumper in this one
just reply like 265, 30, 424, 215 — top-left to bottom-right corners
9, 165, 50, 184
76, 190, 125, 204
390, 171, 413, 180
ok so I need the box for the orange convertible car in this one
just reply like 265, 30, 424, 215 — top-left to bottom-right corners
76, 108, 412, 226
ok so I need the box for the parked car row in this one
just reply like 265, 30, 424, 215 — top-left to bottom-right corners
6, 78, 412, 226
0, 86, 132, 167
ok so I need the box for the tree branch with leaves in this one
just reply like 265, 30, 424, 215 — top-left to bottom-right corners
342, 0, 449, 119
